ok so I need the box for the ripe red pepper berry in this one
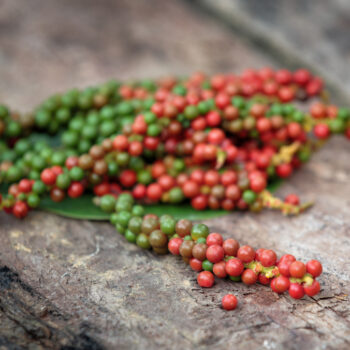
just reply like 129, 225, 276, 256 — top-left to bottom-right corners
206, 244, 225, 263
197, 271, 215, 288
289, 283, 305, 299
222, 294, 238, 310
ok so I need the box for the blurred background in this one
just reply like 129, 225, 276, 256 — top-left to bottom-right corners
0, 0, 349, 110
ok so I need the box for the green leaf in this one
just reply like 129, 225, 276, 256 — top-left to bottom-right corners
39, 194, 228, 221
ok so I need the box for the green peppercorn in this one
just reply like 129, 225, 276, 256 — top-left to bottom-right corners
115, 200, 133, 213
242, 190, 257, 204
191, 223, 209, 241
147, 124, 161, 137
196, 237, 207, 244
6, 166, 22, 182
116, 223, 126, 235
169, 187, 185, 203
202, 259, 213, 271
184, 105, 198, 120
56, 173, 71, 189
116, 211, 132, 228
110, 213, 119, 225
131, 205, 144, 217
107, 162, 119, 176
125, 229, 137, 243
136, 233, 151, 249
329, 119, 345, 133
141, 217, 159, 235
128, 216, 143, 234
144, 112, 157, 124
137, 169, 152, 185
160, 217, 176, 235
27, 193, 40, 208
100, 195, 117, 213
116, 152, 130, 167
149, 230, 168, 248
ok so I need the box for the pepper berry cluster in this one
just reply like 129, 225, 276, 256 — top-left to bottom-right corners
100, 193, 323, 304
1, 67, 345, 308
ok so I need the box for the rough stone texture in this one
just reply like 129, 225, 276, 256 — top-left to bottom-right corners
0, 1, 349, 349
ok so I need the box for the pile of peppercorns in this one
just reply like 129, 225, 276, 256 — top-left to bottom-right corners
1, 68, 349, 309
99, 193, 322, 309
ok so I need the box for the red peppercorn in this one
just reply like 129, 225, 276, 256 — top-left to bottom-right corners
206, 244, 225, 263
51, 166, 64, 176
242, 269, 258, 285
289, 283, 305, 299
225, 258, 244, 276
204, 170, 220, 187
222, 294, 238, 310
151, 162, 166, 178
132, 184, 146, 199
284, 194, 300, 206
275, 69, 292, 85
250, 175, 266, 193
221, 170, 237, 186
191, 117, 207, 131
310, 103, 326, 119
157, 175, 175, 191
221, 198, 235, 211
303, 280, 320, 297
18, 179, 32, 193
190, 258, 203, 272
206, 233, 224, 246
287, 122, 302, 139
144, 136, 159, 150
306, 78, 323, 96
168, 237, 183, 255
276, 163, 293, 178
223, 239, 239, 256
314, 124, 330, 139
208, 128, 225, 145
293, 69, 311, 86
237, 245, 255, 263
225, 184, 241, 201
271, 276, 290, 293
147, 183, 163, 201
65, 156, 79, 170
68, 182, 84, 198
306, 260, 323, 278
94, 183, 110, 196
197, 271, 215, 288
258, 274, 270, 285
191, 195, 208, 210
128, 141, 143, 156
13, 201, 29, 218
206, 111, 221, 127
289, 261, 306, 278
41, 168, 57, 186
190, 169, 205, 184
182, 180, 200, 198
260, 249, 277, 267
215, 93, 230, 109
278, 86, 295, 102
120, 170, 137, 188
213, 261, 227, 278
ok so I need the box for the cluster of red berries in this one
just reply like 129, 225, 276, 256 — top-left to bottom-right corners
168, 230, 322, 301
